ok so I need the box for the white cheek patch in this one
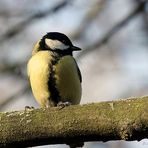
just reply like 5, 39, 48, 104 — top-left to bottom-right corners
45, 39, 69, 50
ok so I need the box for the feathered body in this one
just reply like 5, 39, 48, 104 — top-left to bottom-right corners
27, 32, 82, 107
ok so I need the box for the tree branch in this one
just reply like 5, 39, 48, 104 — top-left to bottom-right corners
0, 96, 148, 147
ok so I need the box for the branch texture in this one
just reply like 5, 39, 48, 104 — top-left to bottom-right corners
0, 96, 148, 147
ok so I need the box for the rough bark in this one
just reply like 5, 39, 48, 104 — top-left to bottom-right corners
0, 96, 148, 147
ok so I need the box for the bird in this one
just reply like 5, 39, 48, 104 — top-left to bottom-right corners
27, 32, 82, 108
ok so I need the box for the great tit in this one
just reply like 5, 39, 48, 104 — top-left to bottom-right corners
27, 32, 82, 107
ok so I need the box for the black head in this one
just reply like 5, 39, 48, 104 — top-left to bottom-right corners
39, 32, 81, 54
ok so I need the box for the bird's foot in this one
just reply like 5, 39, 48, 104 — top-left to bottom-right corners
57, 101, 71, 109
25, 106, 34, 111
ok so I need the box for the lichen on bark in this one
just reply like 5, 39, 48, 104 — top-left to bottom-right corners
0, 96, 148, 147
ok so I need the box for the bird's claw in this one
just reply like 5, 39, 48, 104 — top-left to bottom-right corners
25, 106, 34, 111
57, 101, 71, 109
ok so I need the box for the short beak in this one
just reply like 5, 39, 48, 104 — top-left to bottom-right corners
71, 46, 81, 51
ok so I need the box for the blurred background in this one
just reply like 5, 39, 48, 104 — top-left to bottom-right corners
0, 0, 148, 148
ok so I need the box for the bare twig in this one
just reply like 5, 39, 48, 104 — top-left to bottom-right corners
76, 1, 145, 59
0, 0, 71, 43
71, 0, 106, 39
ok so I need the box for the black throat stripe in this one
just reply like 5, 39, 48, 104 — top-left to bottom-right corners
48, 54, 61, 106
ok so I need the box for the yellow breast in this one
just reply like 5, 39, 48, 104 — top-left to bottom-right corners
28, 51, 82, 107
27, 51, 53, 107
54, 56, 82, 105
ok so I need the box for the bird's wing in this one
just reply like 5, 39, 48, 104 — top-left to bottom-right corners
74, 59, 82, 83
